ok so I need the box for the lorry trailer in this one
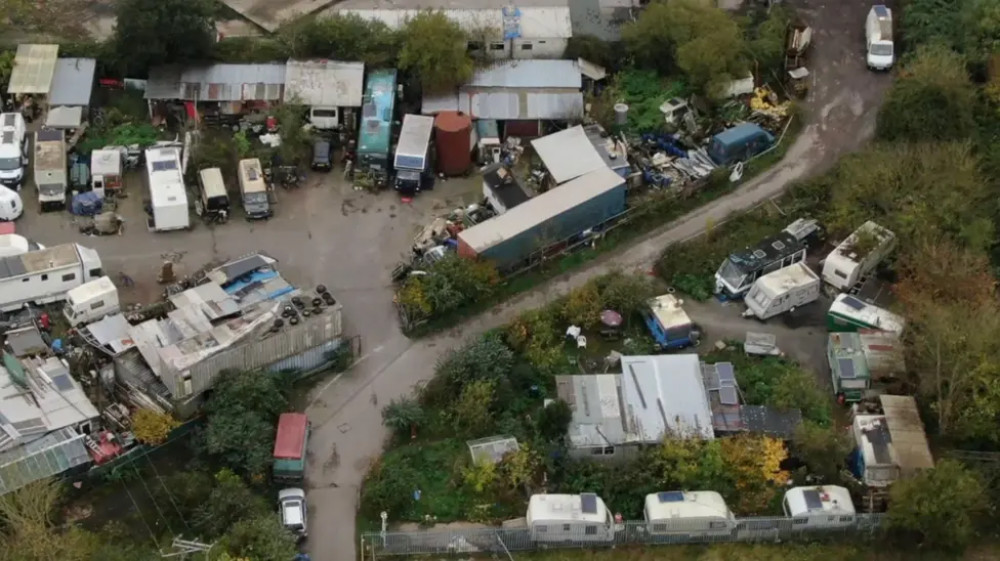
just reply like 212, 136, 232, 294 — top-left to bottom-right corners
393, 114, 435, 195
0, 243, 103, 312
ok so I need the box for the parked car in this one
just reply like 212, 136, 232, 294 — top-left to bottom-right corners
311, 139, 333, 171
279, 488, 308, 538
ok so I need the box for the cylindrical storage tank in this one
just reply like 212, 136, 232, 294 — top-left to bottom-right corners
434, 111, 472, 176
614, 103, 629, 126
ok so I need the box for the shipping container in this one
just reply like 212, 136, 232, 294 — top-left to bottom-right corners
434, 111, 472, 176
458, 166, 625, 269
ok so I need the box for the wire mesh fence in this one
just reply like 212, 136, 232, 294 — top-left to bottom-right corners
361, 514, 886, 558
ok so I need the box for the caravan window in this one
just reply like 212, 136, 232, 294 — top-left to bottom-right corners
562, 524, 570, 532
536, 525, 547, 532
793, 518, 808, 525
585, 526, 597, 535
89, 268, 102, 278
90, 300, 104, 310
839, 516, 853, 522
652, 523, 666, 532
62, 273, 75, 281
41, 274, 48, 281
709, 521, 728, 529
834, 270, 847, 279
313, 109, 338, 118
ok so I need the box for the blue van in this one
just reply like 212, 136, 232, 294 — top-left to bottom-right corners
707, 123, 775, 166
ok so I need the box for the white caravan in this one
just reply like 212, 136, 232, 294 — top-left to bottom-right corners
63, 276, 120, 326
865, 6, 894, 71
526, 493, 614, 543
0, 234, 40, 258
0, 113, 27, 190
145, 147, 190, 231
0, 187, 23, 221
743, 262, 821, 320
643, 491, 735, 536
821, 221, 896, 291
783, 486, 856, 528
0, 243, 103, 312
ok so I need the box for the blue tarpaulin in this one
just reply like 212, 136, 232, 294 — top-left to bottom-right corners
70, 191, 102, 216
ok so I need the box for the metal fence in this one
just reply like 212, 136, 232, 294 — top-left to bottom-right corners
361, 514, 886, 559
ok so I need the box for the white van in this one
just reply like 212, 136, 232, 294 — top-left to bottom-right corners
63, 276, 120, 327
865, 6, 894, 71
198, 167, 230, 222
0, 113, 28, 190
0, 187, 23, 221
238, 158, 272, 220
743, 262, 821, 320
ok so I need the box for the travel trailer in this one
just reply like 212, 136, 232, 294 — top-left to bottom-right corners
63, 276, 120, 326
526, 493, 614, 543
743, 262, 821, 320
0, 243, 103, 312
782, 486, 856, 528
827, 294, 904, 335
643, 491, 736, 537
197, 167, 230, 223
821, 221, 895, 291
144, 148, 190, 231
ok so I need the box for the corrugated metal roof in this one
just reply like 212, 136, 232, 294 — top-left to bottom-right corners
620, 354, 715, 441
284, 60, 365, 107
145, 64, 287, 101
6, 44, 59, 95
556, 374, 627, 448
44, 106, 83, 129
531, 126, 606, 184
48, 58, 96, 106
467, 60, 581, 88
461, 90, 583, 120
420, 92, 459, 115
459, 166, 624, 253
330, 3, 573, 38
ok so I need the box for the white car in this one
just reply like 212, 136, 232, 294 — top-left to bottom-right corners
279, 488, 308, 538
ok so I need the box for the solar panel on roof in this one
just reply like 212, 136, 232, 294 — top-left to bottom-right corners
2, 114, 14, 127
152, 160, 178, 172
719, 386, 739, 405
842, 296, 866, 310
580, 493, 598, 513
716, 363, 735, 385
838, 358, 857, 379
1, 131, 13, 144
803, 489, 823, 511
51, 373, 74, 391
657, 491, 684, 503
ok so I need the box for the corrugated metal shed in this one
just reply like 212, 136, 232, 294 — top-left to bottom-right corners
462, 90, 583, 120
459, 166, 624, 254
6, 44, 59, 95
145, 64, 287, 101
283, 60, 365, 107
48, 58, 96, 106
620, 354, 715, 441
531, 125, 605, 184
556, 374, 627, 449
331, 3, 573, 38
467, 60, 581, 88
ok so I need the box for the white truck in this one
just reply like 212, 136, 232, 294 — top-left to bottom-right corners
0, 113, 28, 191
866, 5, 894, 71
743, 262, 821, 320
0, 243, 104, 312
821, 221, 896, 291
145, 147, 190, 231
34, 128, 68, 211
393, 114, 435, 195
63, 276, 120, 326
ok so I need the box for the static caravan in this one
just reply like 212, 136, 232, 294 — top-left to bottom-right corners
526, 493, 614, 543
145, 148, 190, 231
782, 486, 856, 528
642, 293, 700, 350
63, 276, 120, 327
827, 294, 904, 335
715, 231, 806, 298
0, 243, 103, 312
644, 491, 735, 537
821, 221, 896, 291
850, 396, 934, 488
743, 262, 820, 320
829, 330, 905, 402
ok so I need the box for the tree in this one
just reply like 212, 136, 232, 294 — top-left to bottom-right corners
888, 460, 986, 550
876, 45, 977, 143
398, 255, 500, 324
399, 11, 474, 94
597, 272, 657, 318
500, 443, 542, 494
0, 51, 14, 94
462, 459, 498, 494
790, 422, 851, 482
451, 379, 496, 437
651, 438, 731, 495
193, 469, 270, 538
222, 515, 297, 561
719, 435, 789, 514
278, 14, 399, 66
536, 399, 573, 442
427, 333, 515, 404
562, 282, 602, 329
901, 0, 966, 52
0, 479, 94, 561
748, 7, 792, 77
131, 409, 179, 445
382, 397, 426, 439
203, 371, 288, 478
113, 0, 216, 74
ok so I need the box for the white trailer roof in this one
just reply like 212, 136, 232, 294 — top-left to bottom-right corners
826, 221, 895, 272
66, 276, 116, 304
527, 493, 608, 523
393, 114, 435, 165
784, 486, 855, 517
644, 491, 733, 522
6, 44, 59, 95
829, 294, 905, 334
283, 60, 365, 107
90, 150, 122, 176
146, 148, 188, 209
0, 244, 82, 280
459, 166, 623, 254
756, 262, 819, 298
646, 293, 692, 331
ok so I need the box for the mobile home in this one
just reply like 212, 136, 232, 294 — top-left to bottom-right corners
644, 491, 735, 536
827, 294, 904, 335
821, 221, 895, 291
63, 276, 120, 326
393, 114, 435, 195
743, 262, 820, 320
782, 486, 855, 528
527, 493, 614, 543
715, 231, 806, 298
145, 148, 190, 231
829, 330, 905, 402
642, 293, 700, 350
0, 243, 103, 312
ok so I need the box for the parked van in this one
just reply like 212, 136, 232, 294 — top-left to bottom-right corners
865, 5, 894, 71
707, 123, 774, 166
0, 187, 23, 221
783, 486, 856, 528
63, 276, 120, 326
197, 167, 230, 223
743, 262, 821, 320
644, 491, 735, 537
238, 158, 272, 220
0, 113, 28, 190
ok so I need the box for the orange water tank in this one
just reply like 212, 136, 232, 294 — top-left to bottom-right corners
434, 111, 472, 176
